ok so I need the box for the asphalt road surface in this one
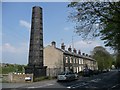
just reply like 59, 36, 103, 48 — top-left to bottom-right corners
2, 70, 120, 90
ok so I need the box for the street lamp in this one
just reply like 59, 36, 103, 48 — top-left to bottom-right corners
72, 35, 78, 73
72, 35, 77, 49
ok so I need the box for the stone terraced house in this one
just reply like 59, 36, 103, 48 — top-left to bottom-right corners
44, 41, 98, 77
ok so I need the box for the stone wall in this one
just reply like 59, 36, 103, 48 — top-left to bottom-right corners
2, 74, 8, 82
2, 73, 33, 83
46, 68, 63, 77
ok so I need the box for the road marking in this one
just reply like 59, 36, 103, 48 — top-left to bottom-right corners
27, 83, 54, 88
27, 86, 35, 88
67, 78, 101, 88
67, 82, 88, 88
67, 86, 71, 88
89, 78, 101, 83
111, 84, 120, 88
36, 83, 54, 88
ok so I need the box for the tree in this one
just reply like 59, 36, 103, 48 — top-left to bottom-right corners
92, 46, 113, 70
17, 65, 23, 72
116, 53, 120, 68
68, 2, 120, 52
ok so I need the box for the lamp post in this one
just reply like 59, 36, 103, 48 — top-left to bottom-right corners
72, 35, 78, 73
72, 35, 77, 49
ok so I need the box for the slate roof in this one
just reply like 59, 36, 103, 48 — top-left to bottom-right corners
55, 47, 95, 61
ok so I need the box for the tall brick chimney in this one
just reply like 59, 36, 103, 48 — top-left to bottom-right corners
25, 6, 47, 77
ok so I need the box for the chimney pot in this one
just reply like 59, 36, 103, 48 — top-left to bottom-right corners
82, 53, 85, 56
78, 50, 81, 55
61, 43, 65, 50
68, 46, 72, 52
51, 41, 56, 47
89, 55, 91, 57
73, 48, 77, 53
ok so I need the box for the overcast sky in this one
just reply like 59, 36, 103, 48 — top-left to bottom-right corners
1, 2, 114, 65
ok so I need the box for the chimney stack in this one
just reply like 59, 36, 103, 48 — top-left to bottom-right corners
51, 41, 56, 47
89, 55, 91, 57
68, 46, 72, 52
86, 54, 88, 56
78, 50, 81, 55
61, 43, 65, 50
82, 53, 85, 56
73, 48, 77, 53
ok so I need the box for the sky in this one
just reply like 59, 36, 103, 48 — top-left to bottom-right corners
1, 2, 114, 65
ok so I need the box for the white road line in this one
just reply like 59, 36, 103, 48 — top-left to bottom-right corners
67, 78, 102, 88
27, 83, 54, 88
37, 83, 54, 88
67, 86, 71, 88
67, 82, 88, 88
89, 78, 101, 83
111, 84, 120, 88
27, 86, 35, 88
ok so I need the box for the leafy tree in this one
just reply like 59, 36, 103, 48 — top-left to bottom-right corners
68, 1, 120, 53
17, 65, 23, 72
116, 53, 120, 68
2, 64, 25, 74
92, 46, 113, 70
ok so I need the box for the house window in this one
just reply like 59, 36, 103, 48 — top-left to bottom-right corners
76, 58, 79, 64
81, 59, 83, 64
79, 66, 82, 71
74, 58, 76, 63
77, 67, 79, 73
65, 56, 68, 63
70, 57, 72, 63
79, 58, 81, 64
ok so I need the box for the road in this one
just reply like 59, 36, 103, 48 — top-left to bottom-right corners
2, 70, 120, 89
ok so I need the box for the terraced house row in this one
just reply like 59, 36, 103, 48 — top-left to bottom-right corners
44, 41, 98, 77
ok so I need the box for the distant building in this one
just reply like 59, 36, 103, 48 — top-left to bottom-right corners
44, 41, 98, 77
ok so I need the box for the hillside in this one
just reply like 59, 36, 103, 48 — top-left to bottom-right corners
0, 63, 26, 74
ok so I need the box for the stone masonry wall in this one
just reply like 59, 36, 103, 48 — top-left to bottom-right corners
3, 73, 33, 83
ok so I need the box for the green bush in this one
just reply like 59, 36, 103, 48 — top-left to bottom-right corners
1, 64, 25, 74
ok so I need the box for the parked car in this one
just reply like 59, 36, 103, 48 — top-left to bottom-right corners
57, 71, 78, 81
102, 69, 108, 73
83, 69, 93, 77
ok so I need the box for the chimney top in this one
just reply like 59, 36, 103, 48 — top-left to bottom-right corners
51, 41, 56, 47
68, 46, 72, 52
33, 6, 42, 9
73, 48, 77, 53
82, 53, 85, 56
86, 54, 88, 56
78, 50, 81, 55
89, 55, 91, 57
61, 43, 65, 50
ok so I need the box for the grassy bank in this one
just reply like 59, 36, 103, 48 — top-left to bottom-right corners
0, 64, 25, 74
